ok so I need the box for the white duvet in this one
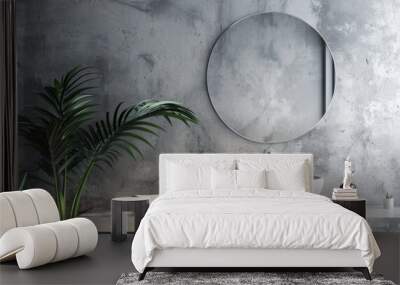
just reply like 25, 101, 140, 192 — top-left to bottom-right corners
131, 190, 380, 272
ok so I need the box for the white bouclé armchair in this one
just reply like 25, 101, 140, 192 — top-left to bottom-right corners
0, 189, 98, 269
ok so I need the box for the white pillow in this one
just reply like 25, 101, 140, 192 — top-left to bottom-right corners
238, 159, 309, 191
267, 165, 306, 191
166, 162, 211, 191
211, 168, 236, 190
236, 169, 267, 189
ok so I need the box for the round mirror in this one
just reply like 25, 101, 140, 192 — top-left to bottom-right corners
207, 12, 335, 143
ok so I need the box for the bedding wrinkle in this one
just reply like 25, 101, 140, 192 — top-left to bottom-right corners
131, 190, 380, 273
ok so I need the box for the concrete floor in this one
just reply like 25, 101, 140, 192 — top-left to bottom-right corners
1, 232, 398, 284
0, 234, 134, 285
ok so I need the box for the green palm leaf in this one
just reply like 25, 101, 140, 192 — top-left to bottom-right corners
69, 100, 198, 217
19, 66, 98, 219
20, 66, 198, 219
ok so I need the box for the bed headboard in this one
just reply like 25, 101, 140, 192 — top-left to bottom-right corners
159, 153, 313, 194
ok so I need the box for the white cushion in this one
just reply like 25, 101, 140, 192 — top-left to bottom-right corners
0, 191, 39, 227
0, 226, 57, 269
163, 158, 236, 193
0, 218, 98, 269
166, 162, 211, 191
159, 154, 313, 194
24, 189, 60, 223
267, 162, 307, 191
0, 196, 16, 237
42, 221, 79, 262
0, 189, 98, 269
211, 169, 268, 190
0, 189, 59, 237
236, 169, 267, 189
211, 168, 236, 190
66, 218, 98, 257
238, 159, 310, 191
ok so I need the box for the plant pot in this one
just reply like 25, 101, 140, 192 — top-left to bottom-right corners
383, 198, 394, 210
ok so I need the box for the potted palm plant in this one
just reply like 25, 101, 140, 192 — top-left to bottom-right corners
19, 66, 198, 219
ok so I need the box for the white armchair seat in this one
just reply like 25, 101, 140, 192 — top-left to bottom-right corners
0, 189, 98, 269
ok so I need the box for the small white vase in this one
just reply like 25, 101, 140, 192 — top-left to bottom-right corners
383, 198, 394, 210
312, 176, 324, 194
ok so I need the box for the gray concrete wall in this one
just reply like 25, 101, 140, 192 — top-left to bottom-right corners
17, 0, 400, 211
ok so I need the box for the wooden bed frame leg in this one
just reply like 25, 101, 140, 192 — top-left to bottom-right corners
138, 268, 148, 281
354, 267, 371, 280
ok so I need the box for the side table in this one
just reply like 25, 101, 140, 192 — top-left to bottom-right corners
332, 199, 366, 218
111, 196, 150, 242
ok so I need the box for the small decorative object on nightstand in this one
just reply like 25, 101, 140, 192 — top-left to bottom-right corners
332, 199, 366, 218
384, 192, 395, 210
342, 156, 353, 190
332, 157, 359, 200
111, 196, 151, 242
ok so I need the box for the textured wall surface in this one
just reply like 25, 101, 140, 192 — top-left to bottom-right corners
17, 0, 400, 211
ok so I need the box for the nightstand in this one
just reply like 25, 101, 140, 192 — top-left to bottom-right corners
111, 196, 150, 242
332, 199, 366, 218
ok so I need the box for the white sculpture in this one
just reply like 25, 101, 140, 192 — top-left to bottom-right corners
342, 156, 353, 189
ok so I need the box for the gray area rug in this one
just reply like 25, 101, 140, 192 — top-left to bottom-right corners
116, 272, 396, 285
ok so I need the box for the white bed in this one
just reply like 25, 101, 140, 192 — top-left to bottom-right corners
131, 153, 380, 280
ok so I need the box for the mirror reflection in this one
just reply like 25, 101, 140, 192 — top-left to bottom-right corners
207, 12, 335, 143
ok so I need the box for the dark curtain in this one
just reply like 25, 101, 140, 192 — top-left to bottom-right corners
0, 0, 17, 192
